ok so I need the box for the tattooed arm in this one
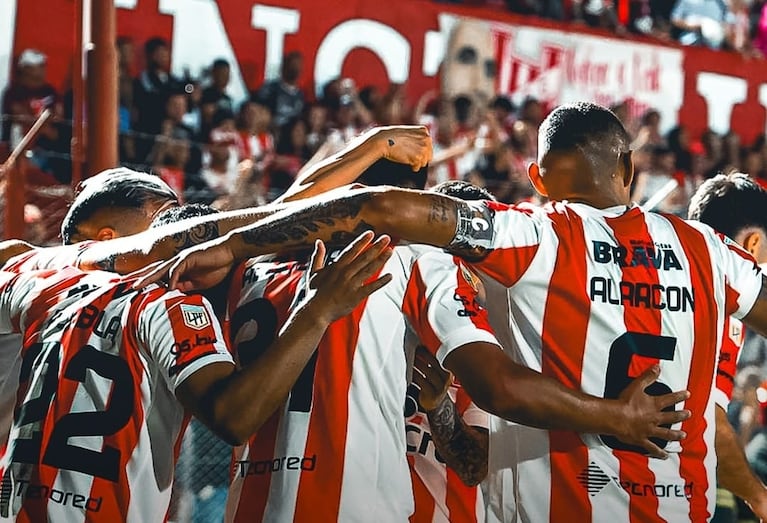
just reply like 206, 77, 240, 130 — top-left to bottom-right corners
76, 204, 289, 273
425, 395, 489, 487
413, 346, 488, 486
277, 125, 432, 203
132, 187, 476, 290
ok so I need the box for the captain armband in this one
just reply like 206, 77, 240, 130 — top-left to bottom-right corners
448, 201, 495, 253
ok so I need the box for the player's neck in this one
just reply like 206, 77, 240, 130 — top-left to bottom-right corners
556, 193, 629, 210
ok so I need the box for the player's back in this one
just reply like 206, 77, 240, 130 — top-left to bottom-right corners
226, 245, 496, 522
0, 267, 230, 522
477, 201, 762, 523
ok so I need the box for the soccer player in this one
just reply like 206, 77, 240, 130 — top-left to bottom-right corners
687, 172, 767, 519
221, 173, 687, 522
0, 230, 391, 521
405, 182, 495, 523
140, 102, 767, 522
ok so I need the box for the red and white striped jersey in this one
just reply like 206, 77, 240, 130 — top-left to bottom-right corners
456, 201, 762, 523
0, 267, 232, 522
405, 382, 488, 523
225, 246, 500, 522
713, 317, 744, 409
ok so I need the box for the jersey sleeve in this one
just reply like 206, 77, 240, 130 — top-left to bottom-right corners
713, 318, 744, 409
0, 270, 40, 334
137, 291, 234, 392
708, 231, 763, 320
402, 251, 502, 365
2, 243, 95, 273
452, 200, 542, 288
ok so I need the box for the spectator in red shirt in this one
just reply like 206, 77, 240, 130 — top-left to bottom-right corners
1, 49, 63, 176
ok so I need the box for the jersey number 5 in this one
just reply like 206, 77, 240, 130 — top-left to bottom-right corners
600, 332, 678, 453
13, 342, 134, 482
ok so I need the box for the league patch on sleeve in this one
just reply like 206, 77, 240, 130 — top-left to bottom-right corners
180, 304, 211, 330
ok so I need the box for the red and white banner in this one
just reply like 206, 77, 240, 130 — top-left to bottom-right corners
3, 0, 767, 143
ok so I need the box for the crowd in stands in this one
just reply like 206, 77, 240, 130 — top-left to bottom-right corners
438, 0, 767, 56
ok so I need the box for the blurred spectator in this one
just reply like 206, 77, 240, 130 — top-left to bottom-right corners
667, 125, 692, 173
153, 131, 191, 203
236, 100, 274, 168
490, 95, 516, 138
0, 49, 64, 176
702, 128, 728, 177
572, 0, 623, 31
671, 0, 734, 49
199, 59, 234, 142
269, 117, 310, 200
116, 36, 136, 78
506, 0, 564, 20
252, 51, 305, 129
118, 74, 136, 163
632, 144, 689, 214
133, 38, 182, 157
633, 109, 665, 148
305, 102, 329, 155
722, 131, 743, 172
189, 109, 240, 204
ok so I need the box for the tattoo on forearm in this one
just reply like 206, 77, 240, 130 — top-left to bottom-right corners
95, 253, 117, 272
428, 197, 450, 224
240, 193, 374, 247
171, 222, 220, 253
427, 394, 488, 485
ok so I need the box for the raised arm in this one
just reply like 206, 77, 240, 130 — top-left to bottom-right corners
277, 125, 432, 203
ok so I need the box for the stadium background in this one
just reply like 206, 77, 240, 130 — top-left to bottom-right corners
3, 0, 767, 521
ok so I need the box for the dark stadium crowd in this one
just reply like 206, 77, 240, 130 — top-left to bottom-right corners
439, 0, 767, 55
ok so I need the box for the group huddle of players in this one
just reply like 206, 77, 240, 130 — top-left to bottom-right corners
0, 102, 766, 523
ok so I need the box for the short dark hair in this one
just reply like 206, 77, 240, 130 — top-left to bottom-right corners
61, 168, 178, 244
151, 203, 219, 228
357, 159, 427, 190
144, 37, 168, 57
688, 172, 767, 239
538, 101, 630, 176
431, 180, 496, 202
212, 58, 230, 69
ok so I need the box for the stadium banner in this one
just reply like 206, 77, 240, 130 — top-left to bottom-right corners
4, 0, 767, 142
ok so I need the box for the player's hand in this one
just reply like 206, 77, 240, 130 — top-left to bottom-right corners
412, 345, 453, 411
615, 365, 691, 459
747, 489, 767, 523
304, 231, 393, 323
132, 239, 236, 292
375, 125, 433, 171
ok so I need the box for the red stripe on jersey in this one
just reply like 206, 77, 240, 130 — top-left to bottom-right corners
292, 287, 374, 520
606, 209, 663, 523
668, 216, 717, 522
228, 262, 303, 521
232, 415, 281, 523
716, 317, 742, 401
87, 286, 156, 521
540, 204, 591, 522
402, 264, 442, 357
453, 258, 495, 335
724, 283, 742, 318
473, 244, 538, 288
445, 466, 476, 522
409, 455, 437, 523
224, 262, 249, 350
